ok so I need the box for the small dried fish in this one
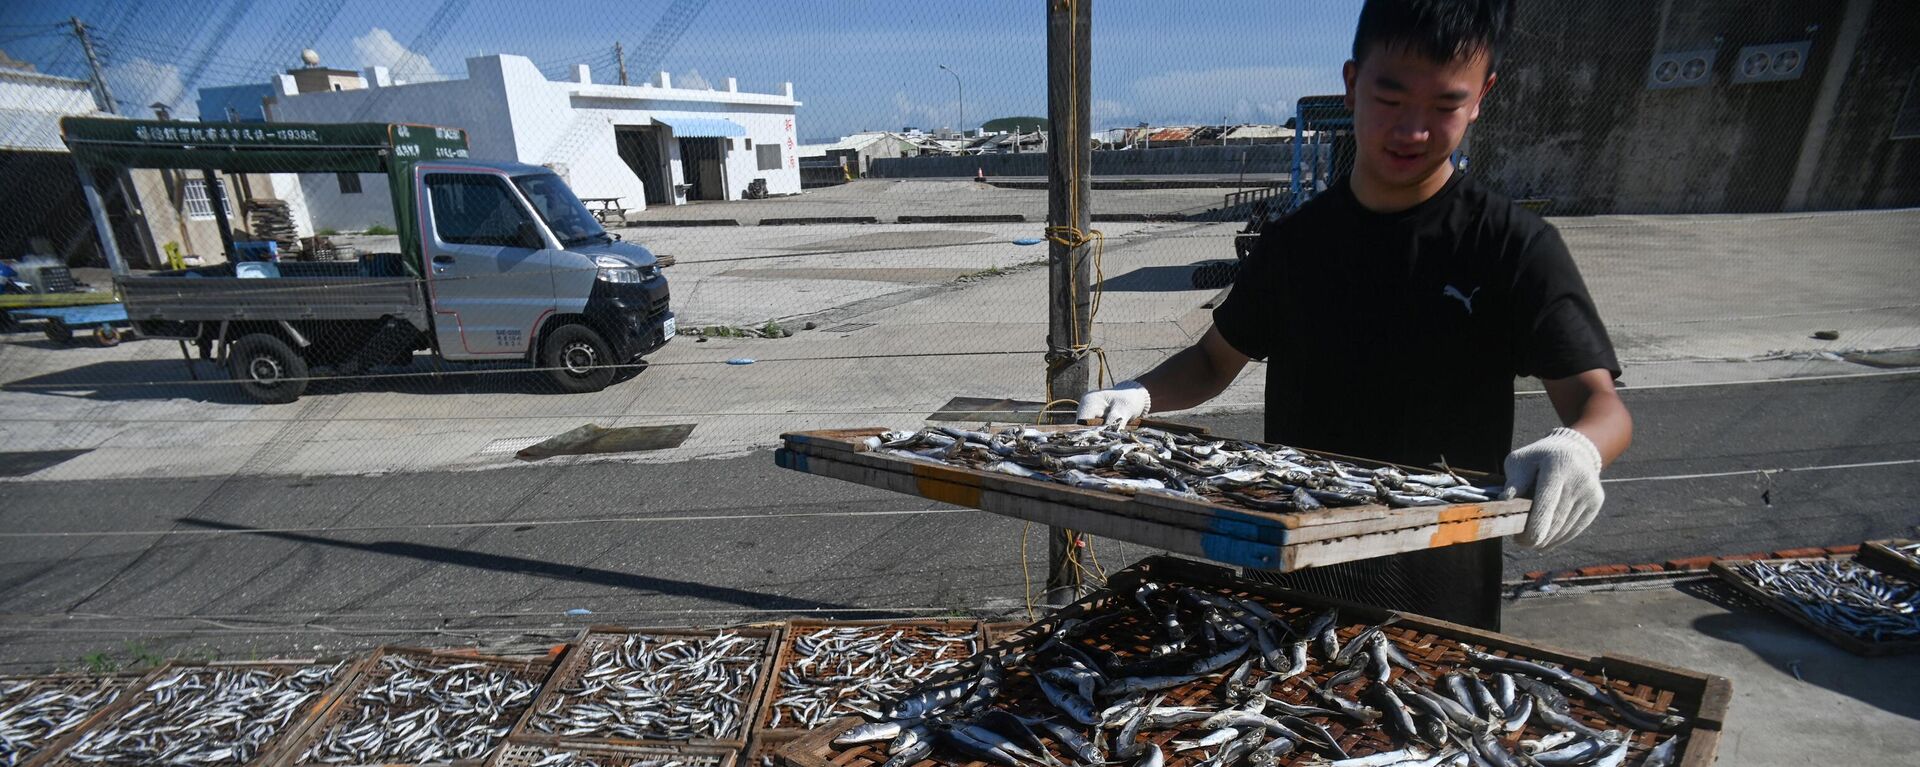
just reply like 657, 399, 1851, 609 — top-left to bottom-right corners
772, 624, 978, 729
525, 631, 767, 742
62, 662, 344, 765
300, 653, 538, 764
1737, 559, 1920, 642
0, 676, 130, 767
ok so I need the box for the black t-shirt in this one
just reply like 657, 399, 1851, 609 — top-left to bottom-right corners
1214, 171, 1619, 474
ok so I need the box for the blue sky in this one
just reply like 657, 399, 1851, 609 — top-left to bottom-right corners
1, 0, 1363, 141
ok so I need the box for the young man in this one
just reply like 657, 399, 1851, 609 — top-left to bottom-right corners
1076, 0, 1630, 630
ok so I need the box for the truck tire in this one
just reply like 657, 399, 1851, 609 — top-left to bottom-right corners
42, 318, 72, 344
229, 332, 309, 404
540, 323, 616, 394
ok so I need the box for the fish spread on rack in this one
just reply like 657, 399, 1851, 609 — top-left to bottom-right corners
1735, 558, 1920, 642
834, 579, 1688, 767
865, 426, 1512, 511
525, 631, 768, 742
61, 662, 346, 765
522, 747, 696, 767
299, 653, 539, 764
768, 624, 980, 729
0, 676, 130, 767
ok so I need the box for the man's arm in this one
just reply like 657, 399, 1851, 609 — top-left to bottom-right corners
1137, 326, 1252, 412
1541, 368, 1631, 467
1506, 368, 1630, 549
1076, 326, 1251, 424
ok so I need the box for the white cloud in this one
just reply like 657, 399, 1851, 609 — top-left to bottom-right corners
1100, 65, 1345, 127
677, 69, 712, 90
885, 90, 961, 132
108, 57, 193, 119
352, 27, 438, 80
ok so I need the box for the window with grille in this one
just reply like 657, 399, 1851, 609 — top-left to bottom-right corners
757, 144, 781, 171
1895, 69, 1920, 140
181, 179, 232, 220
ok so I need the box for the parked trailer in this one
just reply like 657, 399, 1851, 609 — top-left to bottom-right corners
61, 117, 675, 404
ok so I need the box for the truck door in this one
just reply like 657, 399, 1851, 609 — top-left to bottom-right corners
421, 171, 559, 359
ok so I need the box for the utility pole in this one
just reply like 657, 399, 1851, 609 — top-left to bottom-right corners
615, 42, 628, 86
70, 17, 118, 114
1045, 0, 1093, 605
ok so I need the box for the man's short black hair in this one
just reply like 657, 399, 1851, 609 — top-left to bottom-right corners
1352, 0, 1513, 72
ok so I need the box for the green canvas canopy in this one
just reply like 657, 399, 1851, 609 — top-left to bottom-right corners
60, 117, 471, 276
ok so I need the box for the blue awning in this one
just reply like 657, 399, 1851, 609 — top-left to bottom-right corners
660, 117, 747, 138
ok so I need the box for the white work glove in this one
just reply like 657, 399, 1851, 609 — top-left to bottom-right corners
1076, 380, 1151, 426
1503, 427, 1605, 549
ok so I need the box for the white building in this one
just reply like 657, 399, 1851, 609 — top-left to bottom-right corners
258, 54, 803, 233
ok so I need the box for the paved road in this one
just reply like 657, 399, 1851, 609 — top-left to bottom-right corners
1, 370, 1912, 670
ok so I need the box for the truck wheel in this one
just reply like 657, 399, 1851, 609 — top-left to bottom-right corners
229, 333, 309, 404
93, 325, 122, 347
540, 324, 616, 394
43, 319, 72, 344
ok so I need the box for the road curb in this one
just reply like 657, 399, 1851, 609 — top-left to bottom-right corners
759, 216, 880, 226
897, 214, 1027, 224
625, 219, 741, 227
1523, 543, 1865, 583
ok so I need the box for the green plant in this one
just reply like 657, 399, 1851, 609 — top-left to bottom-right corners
81, 652, 115, 673
314, 228, 340, 236
703, 325, 737, 337
760, 320, 784, 337
124, 640, 165, 669
363, 224, 397, 236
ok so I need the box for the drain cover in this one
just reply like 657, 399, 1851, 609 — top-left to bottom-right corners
516, 423, 696, 460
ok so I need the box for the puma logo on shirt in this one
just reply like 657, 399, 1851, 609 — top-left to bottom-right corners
1443, 284, 1481, 314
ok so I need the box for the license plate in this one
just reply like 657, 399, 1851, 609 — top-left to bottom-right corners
661, 315, 677, 340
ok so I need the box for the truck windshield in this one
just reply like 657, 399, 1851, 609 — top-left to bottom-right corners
513, 173, 606, 245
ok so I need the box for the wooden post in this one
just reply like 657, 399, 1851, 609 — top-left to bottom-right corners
1045, 0, 1093, 605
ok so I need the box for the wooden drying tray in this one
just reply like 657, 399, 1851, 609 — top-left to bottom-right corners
778, 555, 1728, 767
1855, 538, 1920, 586
776, 423, 1530, 572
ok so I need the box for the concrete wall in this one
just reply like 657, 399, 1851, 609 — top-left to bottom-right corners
870, 143, 1298, 178
1475, 0, 1919, 214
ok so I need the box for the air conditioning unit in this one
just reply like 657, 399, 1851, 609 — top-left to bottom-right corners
1647, 48, 1716, 90
1732, 41, 1813, 85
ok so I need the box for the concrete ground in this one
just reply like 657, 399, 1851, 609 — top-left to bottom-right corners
626, 178, 1245, 224
1, 208, 1914, 482
1505, 581, 1920, 766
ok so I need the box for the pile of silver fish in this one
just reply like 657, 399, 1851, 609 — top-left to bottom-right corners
62, 662, 345, 765
768, 625, 981, 729
525, 631, 767, 742
868, 426, 1511, 511
0, 677, 129, 767
833, 581, 1686, 767
523, 748, 698, 767
1736, 559, 1920, 642
299, 653, 539, 763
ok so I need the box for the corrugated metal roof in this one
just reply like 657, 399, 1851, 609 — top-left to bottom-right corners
1147, 127, 1195, 142
1223, 124, 1295, 140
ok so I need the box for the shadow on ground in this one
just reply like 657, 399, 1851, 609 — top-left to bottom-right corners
178, 518, 851, 613
1100, 264, 1218, 292
3, 358, 650, 403
1678, 578, 1920, 722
